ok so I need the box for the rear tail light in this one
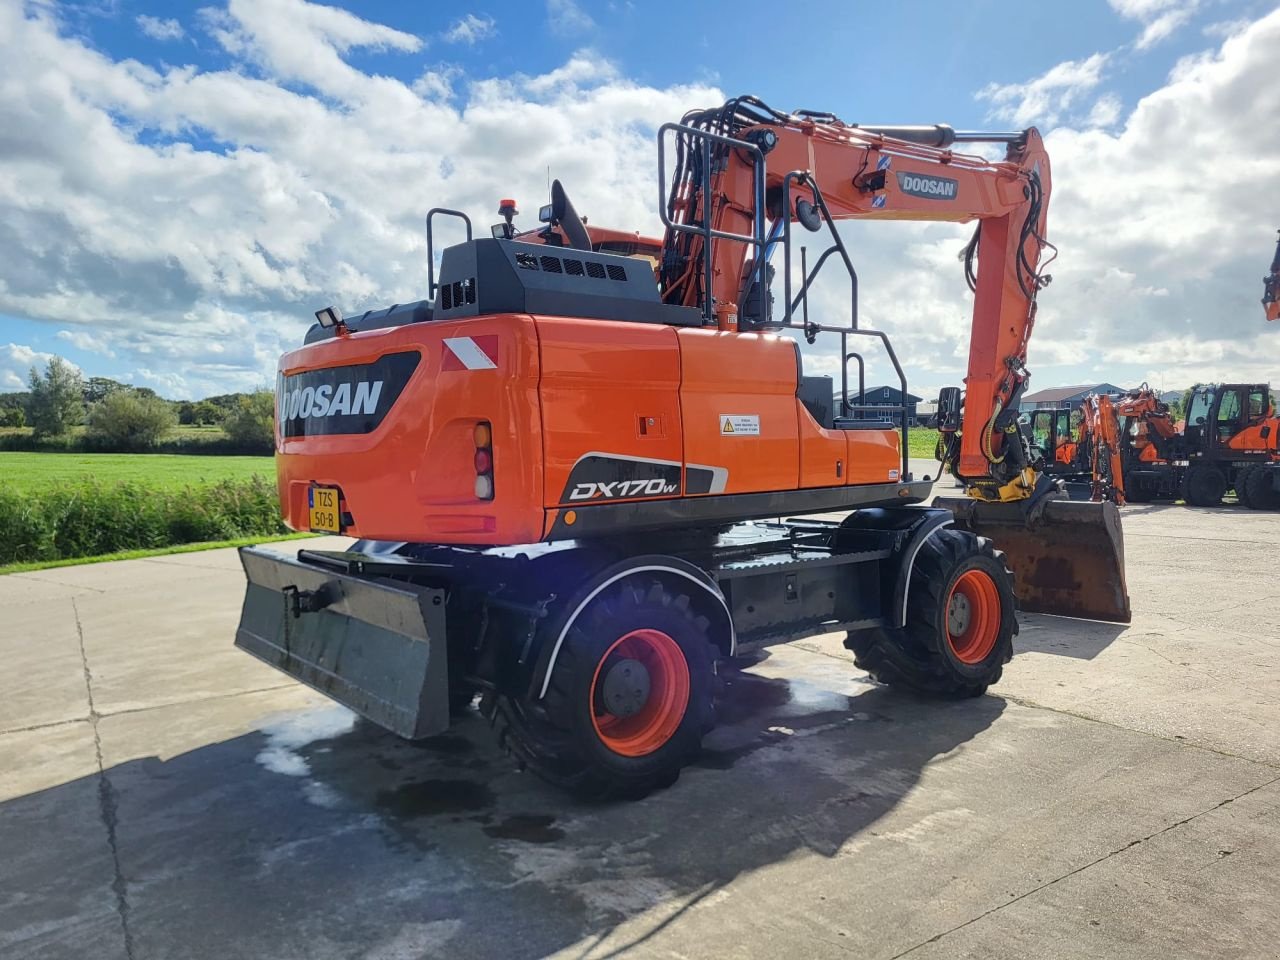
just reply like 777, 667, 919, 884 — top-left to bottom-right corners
474, 421, 494, 500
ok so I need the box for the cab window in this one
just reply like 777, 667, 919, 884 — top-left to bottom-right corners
1217, 390, 1241, 423
1187, 389, 1215, 426
1031, 412, 1051, 450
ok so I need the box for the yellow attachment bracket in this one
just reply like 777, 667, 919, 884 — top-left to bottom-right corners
965, 467, 1038, 503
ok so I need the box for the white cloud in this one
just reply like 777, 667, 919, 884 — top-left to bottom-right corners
1107, 0, 1199, 49
547, 0, 594, 35
1085, 93, 1123, 127
442, 13, 495, 45
56, 328, 117, 357
136, 14, 184, 41
0, 0, 717, 398
976, 54, 1110, 127
0, 343, 79, 390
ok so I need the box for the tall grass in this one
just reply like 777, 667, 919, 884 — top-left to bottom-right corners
0, 476, 286, 566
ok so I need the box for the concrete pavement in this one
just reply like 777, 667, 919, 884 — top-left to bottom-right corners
2, 493, 1279, 959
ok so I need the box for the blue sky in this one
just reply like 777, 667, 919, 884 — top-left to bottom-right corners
2, 0, 1278, 398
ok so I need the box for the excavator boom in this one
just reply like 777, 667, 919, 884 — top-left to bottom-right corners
660, 102, 1129, 621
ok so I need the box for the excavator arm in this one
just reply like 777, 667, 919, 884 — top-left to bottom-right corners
1082, 393, 1126, 505
660, 104, 1052, 499
658, 100, 1129, 622
1266, 229, 1280, 323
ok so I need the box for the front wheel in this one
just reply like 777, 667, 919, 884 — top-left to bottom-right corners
492, 580, 717, 799
1181, 465, 1226, 507
845, 529, 1016, 698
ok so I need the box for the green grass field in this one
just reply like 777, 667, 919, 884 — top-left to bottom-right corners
1, 451, 273, 494
907, 427, 940, 460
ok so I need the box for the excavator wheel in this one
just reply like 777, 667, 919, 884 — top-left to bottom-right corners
1181, 465, 1226, 507
1235, 466, 1257, 508
1125, 485, 1156, 504
491, 580, 716, 800
844, 529, 1016, 699
1244, 466, 1280, 511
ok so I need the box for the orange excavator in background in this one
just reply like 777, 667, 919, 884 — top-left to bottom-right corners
1265, 229, 1279, 322
1081, 393, 1126, 506
1074, 383, 1280, 509
233, 97, 1129, 798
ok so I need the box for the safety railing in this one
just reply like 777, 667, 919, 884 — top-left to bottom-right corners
426, 208, 473, 299
657, 123, 768, 325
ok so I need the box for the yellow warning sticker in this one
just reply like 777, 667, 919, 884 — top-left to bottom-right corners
719, 414, 760, 436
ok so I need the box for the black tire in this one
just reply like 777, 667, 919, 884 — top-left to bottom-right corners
844, 529, 1016, 698
1124, 484, 1155, 503
1181, 465, 1226, 507
1235, 466, 1256, 508
1244, 466, 1280, 511
491, 580, 717, 800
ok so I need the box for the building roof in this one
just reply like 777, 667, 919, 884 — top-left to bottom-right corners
1020, 383, 1119, 404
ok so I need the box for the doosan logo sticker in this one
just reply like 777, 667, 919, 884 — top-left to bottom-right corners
277, 351, 420, 438
896, 172, 958, 200
280, 381, 382, 421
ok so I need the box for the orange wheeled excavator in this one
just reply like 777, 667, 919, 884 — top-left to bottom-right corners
1265, 229, 1279, 323
234, 97, 1129, 798
1073, 383, 1280, 509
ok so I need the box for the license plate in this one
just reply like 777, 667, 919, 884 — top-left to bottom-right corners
308, 486, 341, 533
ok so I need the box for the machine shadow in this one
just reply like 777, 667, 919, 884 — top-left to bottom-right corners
1014, 613, 1129, 660
3, 669, 1005, 960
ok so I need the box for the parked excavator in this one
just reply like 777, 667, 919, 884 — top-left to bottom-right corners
1072, 383, 1280, 509
1265, 229, 1279, 323
1081, 393, 1126, 506
234, 97, 1130, 798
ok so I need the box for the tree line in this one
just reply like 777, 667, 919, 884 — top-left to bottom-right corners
1, 357, 275, 453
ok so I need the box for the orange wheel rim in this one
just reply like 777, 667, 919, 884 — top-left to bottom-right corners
946, 569, 1001, 664
589, 628, 690, 757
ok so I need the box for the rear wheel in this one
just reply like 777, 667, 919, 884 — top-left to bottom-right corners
1181, 465, 1226, 507
1235, 466, 1256, 508
844, 529, 1016, 698
492, 580, 716, 799
1244, 466, 1280, 511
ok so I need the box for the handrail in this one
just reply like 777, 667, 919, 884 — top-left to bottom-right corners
657, 123, 767, 324
425, 208, 473, 298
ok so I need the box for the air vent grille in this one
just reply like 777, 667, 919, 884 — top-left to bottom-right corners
441, 277, 476, 310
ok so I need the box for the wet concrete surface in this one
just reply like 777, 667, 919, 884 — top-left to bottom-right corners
3, 496, 1280, 959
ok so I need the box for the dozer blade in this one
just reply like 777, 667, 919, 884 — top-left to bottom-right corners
933, 496, 1131, 623
235, 546, 452, 739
